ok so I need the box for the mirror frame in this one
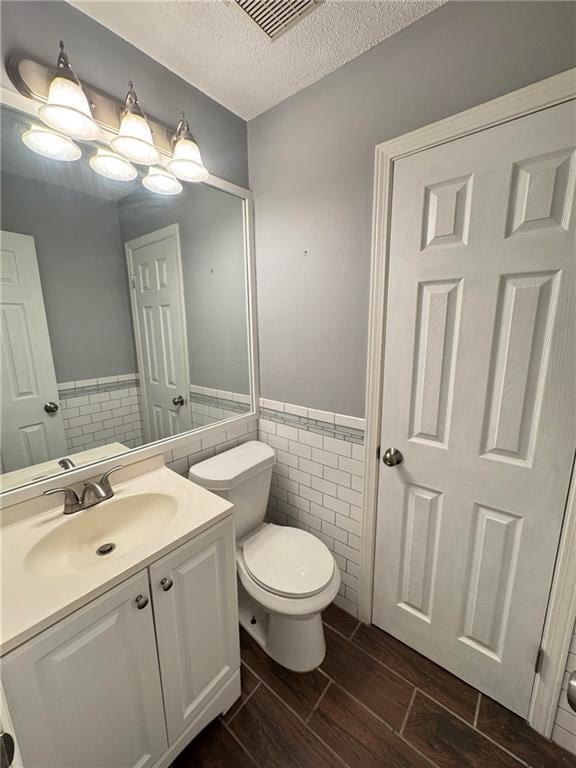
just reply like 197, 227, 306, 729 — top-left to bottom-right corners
0, 85, 260, 507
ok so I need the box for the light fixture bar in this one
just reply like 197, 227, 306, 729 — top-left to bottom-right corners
6, 54, 178, 158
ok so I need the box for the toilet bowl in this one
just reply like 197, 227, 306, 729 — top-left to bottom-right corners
189, 440, 340, 671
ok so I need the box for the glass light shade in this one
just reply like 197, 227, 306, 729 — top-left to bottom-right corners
89, 149, 137, 181
22, 125, 81, 162
38, 76, 98, 140
142, 166, 183, 196
167, 136, 209, 182
111, 112, 160, 165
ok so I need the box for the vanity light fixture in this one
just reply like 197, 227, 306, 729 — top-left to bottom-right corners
142, 166, 183, 196
38, 42, 98, 141
111, 82, 160, 166
167, 113, 209, 183
89, 148, 137, 181
22, 125, 82, 162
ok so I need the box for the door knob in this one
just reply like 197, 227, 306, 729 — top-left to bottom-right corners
161, 577, 174, 592
382, 447, 403, 467
135, 594, 149, 610
172, 395, 185, 407
44, 401, 59, 413
568, 672, 576, 712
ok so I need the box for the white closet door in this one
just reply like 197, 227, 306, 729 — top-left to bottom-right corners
125, 224, 192, 442
0, 231, 66, 471
373, 100, 576, 716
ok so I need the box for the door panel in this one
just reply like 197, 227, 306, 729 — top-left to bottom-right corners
125, 224, 192, 443
373, 100, 576, 716
2, 571, 167, 768
0, 231, 66, 471
150, 519, 240, 743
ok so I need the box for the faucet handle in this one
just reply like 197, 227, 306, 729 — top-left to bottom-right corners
43, 487, 81, 515
99, 465, 123, 495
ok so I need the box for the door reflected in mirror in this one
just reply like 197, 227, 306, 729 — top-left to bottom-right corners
0, 105, 252, 492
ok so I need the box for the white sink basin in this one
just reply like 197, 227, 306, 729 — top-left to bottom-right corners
25, 493, 177, 576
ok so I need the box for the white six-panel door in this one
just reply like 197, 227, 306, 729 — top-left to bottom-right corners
0, 231, 66, 471
125, 224, 192, 443
373, 100, 576, 716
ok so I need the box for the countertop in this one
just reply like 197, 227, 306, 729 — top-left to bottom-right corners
0, 466, 233, 656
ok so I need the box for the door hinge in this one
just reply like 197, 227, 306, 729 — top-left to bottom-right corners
376, 446, 381, 461
535, 647, 545, 675
130, 274, 136, 289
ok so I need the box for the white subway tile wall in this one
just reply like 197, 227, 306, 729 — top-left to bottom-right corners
58, 376, 143, 453
553, 622, 576, 754
258, 398, 365, 618
189, 384, 252, 428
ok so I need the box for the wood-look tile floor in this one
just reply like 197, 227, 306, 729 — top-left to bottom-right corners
172, 603, 576, 768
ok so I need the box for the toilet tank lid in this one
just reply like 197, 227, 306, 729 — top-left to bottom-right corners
188, 440, 275, 490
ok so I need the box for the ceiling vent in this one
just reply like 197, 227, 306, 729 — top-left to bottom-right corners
236, 0, 320, 39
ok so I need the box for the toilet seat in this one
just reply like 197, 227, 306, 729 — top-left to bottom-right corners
242, 524, 334, 598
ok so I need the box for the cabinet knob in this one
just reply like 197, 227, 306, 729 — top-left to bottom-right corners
135, 594, 149, 609
161, 577, 174, 592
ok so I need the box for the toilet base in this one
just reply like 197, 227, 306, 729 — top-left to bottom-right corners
238, 582, 327, 672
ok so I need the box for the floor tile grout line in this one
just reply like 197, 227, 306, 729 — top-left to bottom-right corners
250, 675, 350, 768
304, 678, 332, 725
240, 656, 331, 727
399, 687, 417, 737
473, 692, 482, 728
322, 620, 358, 643
348, 620, 361, 640
416, 689, 530, 767
222, 718, 260, 767
224, 680, 261, 725
344, 628, 479, 725
324, 677, 395, 732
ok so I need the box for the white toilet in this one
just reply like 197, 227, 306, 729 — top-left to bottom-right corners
189, 440, 341, 671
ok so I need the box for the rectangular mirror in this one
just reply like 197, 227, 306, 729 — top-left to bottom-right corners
0, 103, 254, 493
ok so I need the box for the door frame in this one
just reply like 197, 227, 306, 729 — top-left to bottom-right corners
360, 67, 576, 736
125, 223, 191, 443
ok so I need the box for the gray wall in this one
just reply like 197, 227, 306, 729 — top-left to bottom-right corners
118, 185, 250, 395
1, 171, 137, 381
1, 0, 248, 187
249, 1, 576, 417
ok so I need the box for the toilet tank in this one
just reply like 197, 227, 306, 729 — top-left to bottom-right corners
188, 441, 275, 539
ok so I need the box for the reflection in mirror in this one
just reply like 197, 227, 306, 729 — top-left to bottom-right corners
0, 105, 252, 492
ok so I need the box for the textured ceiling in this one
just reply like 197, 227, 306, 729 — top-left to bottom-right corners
71, 1, 444, 119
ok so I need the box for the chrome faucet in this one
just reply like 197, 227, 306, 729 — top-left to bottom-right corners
43, 466, 123, 515
57, 457, 76, 470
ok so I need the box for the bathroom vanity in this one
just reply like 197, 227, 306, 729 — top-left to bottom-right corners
0, 461, 240, 768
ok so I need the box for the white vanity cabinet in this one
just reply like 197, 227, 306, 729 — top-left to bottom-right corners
150, 518, 240, 742
1, 516, 240, 768
1, 571, 167, 768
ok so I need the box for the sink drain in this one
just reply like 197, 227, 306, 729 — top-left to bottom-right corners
96, 542, 116, 556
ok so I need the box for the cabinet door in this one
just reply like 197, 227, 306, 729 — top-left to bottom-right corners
2, 572, 167, 768
150, 518, 240, 742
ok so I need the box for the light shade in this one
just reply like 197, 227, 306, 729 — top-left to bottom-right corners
22, 125, 81, 162
89, 149, 137, 181
38, 42, 98, 140
110, 82, 160, 166
142, 166, 183, 196
167, 114, 209, 183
